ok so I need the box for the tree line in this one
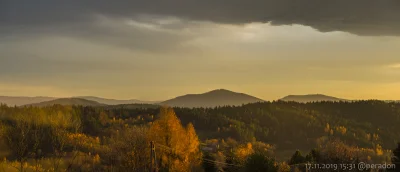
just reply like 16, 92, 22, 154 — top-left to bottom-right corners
0, 100, 399, 171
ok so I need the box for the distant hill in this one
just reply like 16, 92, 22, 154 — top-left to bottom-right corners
76, 96, 160, 105
106, 103, 160, 109
280, 94, 346, 103
384, 100, 400, 103
160, 89, 264, 108
25, 98, 105, 107
0, 96, 56, 106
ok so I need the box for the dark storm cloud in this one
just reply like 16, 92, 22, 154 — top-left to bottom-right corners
0, 15, 193, 53
1, 0, 400, 36
63, 19, 192, 53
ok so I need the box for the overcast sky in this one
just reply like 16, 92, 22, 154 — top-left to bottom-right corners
1, 1, 400, 100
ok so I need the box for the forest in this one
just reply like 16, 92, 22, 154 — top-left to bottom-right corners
0, 100, 399, 171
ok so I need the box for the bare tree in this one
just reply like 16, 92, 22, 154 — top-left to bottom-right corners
107, 126, 150, 171
4, 119, 32, 172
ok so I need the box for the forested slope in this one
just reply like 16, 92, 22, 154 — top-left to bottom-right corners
0, 100, 399, 171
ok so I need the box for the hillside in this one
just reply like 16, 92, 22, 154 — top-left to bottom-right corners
160, 89, 264, 108
25, 98, 105, 107
0, 96, 56, 106
76, 96, 160, 105
280, 94, 346, 103
106, 103, 160, 109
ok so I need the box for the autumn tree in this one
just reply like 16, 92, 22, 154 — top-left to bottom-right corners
277, 162, 291, 172
107, 126, 150, 171
234, 143, 254, 165
252, 141, 275, 157
148, 107, 202, 172
1, 107, 75, 172
186, 123, 202, 170
49, 109, 81, 172
222, 142, 254, 172
317, 139, 359, 164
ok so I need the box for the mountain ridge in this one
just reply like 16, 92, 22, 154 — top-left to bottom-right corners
1, 92, 397, 107
280, 94, 347, 103
160, 89, 264, 108
24, 98, 106, 107
0, 96, 57, 106
0, 96, 159, 106
75, 96, 160, 105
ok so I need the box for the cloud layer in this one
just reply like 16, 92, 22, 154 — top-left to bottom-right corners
1, 1, 400, 100
1, 0, 400, 36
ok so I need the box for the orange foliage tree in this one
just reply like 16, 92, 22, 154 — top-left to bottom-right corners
148, 107, 202, 172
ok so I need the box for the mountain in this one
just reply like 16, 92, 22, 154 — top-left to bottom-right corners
0, 96, 57, 106
0, 95, 160, 106
106, 103, 160, 109
280, 94, 346, 103
75, 96, 160, 105
26, 98, 105, 107
160, 89, 264, 108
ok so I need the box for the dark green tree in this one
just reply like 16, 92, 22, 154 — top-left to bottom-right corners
392, 142, 400, 172
202, 152, 217, 172
245, 152, 277, 172
289, 150, 306, 165
305, 149, 321, 163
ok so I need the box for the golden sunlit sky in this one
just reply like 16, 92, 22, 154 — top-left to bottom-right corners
1, 1, 400, 101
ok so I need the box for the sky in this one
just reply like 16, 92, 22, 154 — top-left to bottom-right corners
1, 0, 400, 101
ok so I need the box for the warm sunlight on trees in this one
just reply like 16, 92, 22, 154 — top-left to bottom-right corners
108, 126, 150, 171
4, 118, 32, 172
186, 123, 202, 168
277, 162, 291, 172
234, 142, 254, 166
148, 107, 202, 172
335, 126, 347, 135
0, 101, 398, 171
1, 106, 82, 172
375, 144, 384, 156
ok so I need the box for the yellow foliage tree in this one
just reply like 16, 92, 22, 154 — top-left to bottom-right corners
375, 144, 383, 156
148, 107, 201, 172
324, 123, 330, 133
335, 126, 347, 135
278, 162, 291, 172
234, 142, 254, 165
185, 123, 202, 167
